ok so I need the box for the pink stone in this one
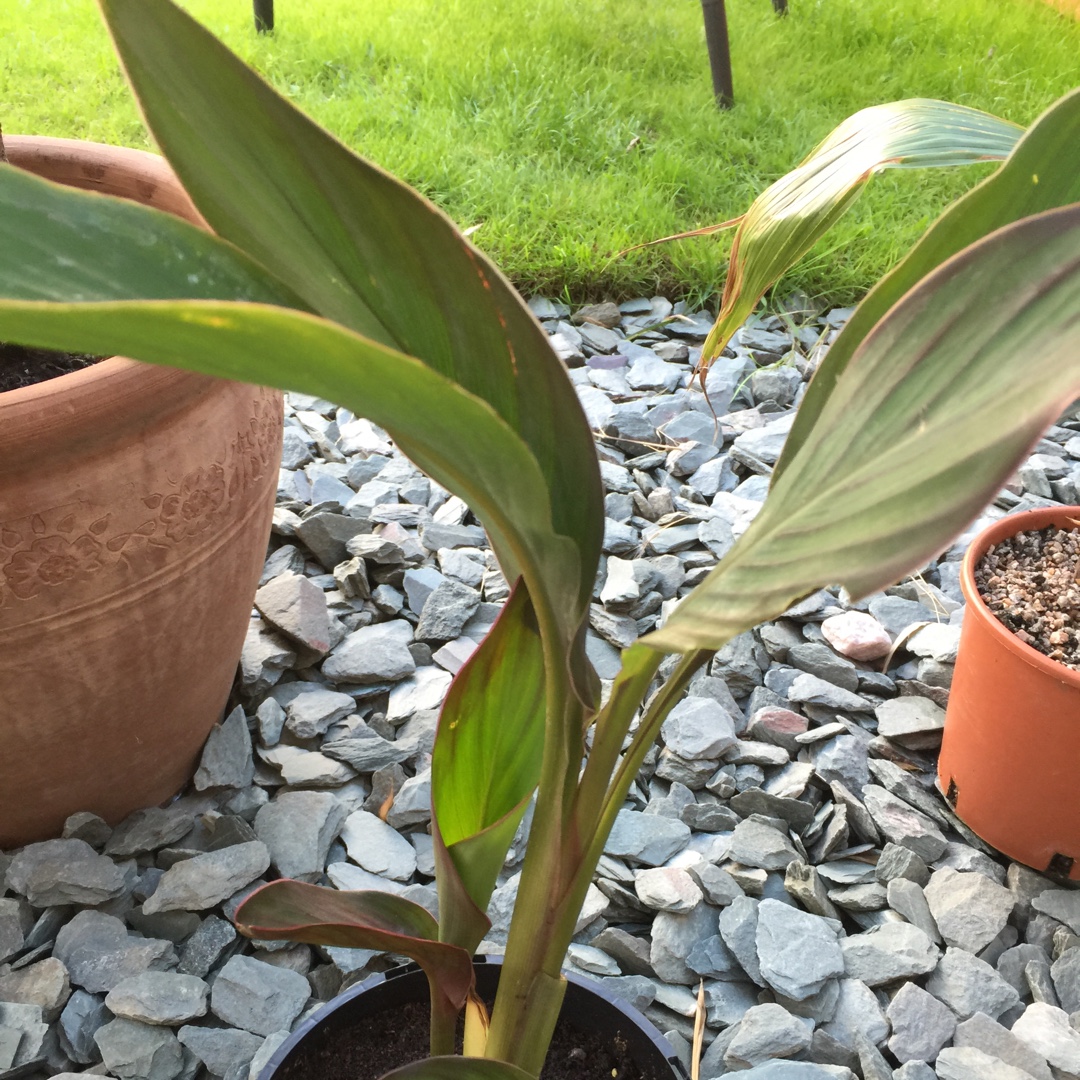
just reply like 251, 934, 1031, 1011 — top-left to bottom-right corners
748, 708, 809, 752
821, 611, 893, 661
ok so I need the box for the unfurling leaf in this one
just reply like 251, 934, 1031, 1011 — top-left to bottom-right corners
696, 100, 1021, 370
775, 87, 1080, 480
463, 992, 491, 1058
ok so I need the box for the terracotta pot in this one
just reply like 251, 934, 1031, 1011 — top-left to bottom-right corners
259, 956, 688, 1080
938, 504, 1080, 881
0, 136, 282, 847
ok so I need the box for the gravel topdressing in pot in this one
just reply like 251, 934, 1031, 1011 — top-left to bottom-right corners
974, 520, 1080, 668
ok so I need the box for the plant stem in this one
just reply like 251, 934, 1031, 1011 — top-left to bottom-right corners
483, 690, 579, 1073
428, 982, 461, 1058
484, 590, 584, 1072
485, 647, 710, 1072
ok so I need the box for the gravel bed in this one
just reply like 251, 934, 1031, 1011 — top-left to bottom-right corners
2, 293, 1079, 1080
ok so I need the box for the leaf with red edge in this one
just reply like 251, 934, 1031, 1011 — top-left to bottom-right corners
649, 203, 1080, 654
234, 880, 474, 1010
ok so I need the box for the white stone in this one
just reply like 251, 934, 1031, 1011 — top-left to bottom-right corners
339, 811, 417, 881
923, 868, 1015, 954
819, 978, 889, 1047
724, 1003, 812, 1068
634, 867, 703, 913
386, 667, 452, 721
756, 899, 845, 1001
257, 745, 357, 787
1011, 1002, 1080, 1073
886, 982, 955, 1062
935, 1047, 1040, 1080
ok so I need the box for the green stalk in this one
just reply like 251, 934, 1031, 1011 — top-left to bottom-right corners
572, 647, 664, 851
485, 648, 710, 1072
595, 651, 711, 838
428, 982, 462, 1058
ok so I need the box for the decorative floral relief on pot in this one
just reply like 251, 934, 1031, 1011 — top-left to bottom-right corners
0, 388, 279, 613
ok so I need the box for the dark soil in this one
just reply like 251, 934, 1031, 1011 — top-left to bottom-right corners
0, 342, 104, 393
975, 521, 1080, 668
274, 998, 672, 1080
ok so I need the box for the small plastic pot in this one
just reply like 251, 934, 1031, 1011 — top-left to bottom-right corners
259, 956, 689, 1080
938, 504, 1080, 880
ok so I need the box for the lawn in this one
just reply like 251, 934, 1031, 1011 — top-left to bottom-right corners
3, 0, 1078, 305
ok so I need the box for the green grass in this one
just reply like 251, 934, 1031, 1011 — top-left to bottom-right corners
3, 0, 1079, 305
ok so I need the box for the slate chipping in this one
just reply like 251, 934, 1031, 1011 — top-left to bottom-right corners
4, 299, 1079, 1080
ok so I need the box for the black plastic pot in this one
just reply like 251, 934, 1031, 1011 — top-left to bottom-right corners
259, 956, 689, 1080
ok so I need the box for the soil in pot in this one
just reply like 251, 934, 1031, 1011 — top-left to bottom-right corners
0, 341, 103, 392
275, 997, 668, 1080
975, 520, 1080, 667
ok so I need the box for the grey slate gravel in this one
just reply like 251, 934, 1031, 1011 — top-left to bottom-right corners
924, 867, 1015, 953
755, 900, 844, 1000
53, 911, 177, 994
5, 839, 126, 907
94, 1017, 183, 1080
8, 300, 1078, 1080
104, 972, 209, 1026
142, 842, 271, 914
210, 954, 310, 1036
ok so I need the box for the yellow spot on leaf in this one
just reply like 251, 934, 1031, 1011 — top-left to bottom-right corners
180, 311, 233, 329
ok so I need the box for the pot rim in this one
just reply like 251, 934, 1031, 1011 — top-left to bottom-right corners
959, 504, 1080, 687
0, 135, 224, 455
0, 133, 209, 412
262, 955, 688, 1080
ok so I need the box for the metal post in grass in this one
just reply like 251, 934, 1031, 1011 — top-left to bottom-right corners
701, 0, 734, 109
254, 0, 274, 32
772, 0, 789, 13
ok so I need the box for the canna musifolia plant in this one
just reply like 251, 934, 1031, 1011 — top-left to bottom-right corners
0, 3, 1079, 1076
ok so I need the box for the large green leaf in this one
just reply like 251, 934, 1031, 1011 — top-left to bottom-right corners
0, 163, 301, 309
697, 99, 1022, 369
431, 582, 546, 952
647, 202, 1080, 653
0, 169, 581, 620
775, 87, 1080, 480
96, 0, 603, 641
233, 880, 475, 1010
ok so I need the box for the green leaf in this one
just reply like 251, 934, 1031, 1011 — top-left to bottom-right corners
0, 291, 574, 601
430, 582, 545, 951
233, 880, 475, 1011
97, 0, 603, 640
433, 582, 545, 850
698, 99, 1022, 369
775, 87, 1080, 480
0, 163, 301, 310
381, 1058, 534, 1080
647, 202, 1080, 654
